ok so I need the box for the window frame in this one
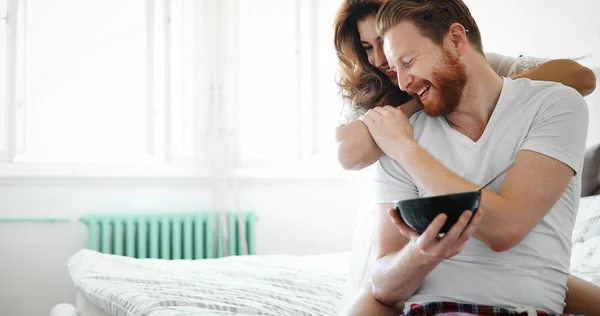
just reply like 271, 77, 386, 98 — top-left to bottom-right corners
0, 0, 344, 180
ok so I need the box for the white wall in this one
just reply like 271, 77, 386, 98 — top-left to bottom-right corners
465, 0, 600, 147
0, 175, 361, 316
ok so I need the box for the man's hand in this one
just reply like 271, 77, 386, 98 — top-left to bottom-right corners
388, 207, 484, 260
361, 105, 415, 160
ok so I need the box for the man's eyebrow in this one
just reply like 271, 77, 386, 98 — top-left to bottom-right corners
395, 49, 417, 63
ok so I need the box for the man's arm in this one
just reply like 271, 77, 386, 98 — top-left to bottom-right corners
369, 158, 483, 306
370, 203, 435, 305
395, 144, 575, 252
369, 158, 427, 305
366, 88, 589, 252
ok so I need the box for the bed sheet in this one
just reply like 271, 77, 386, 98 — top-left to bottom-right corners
570, 194, 600, 286
67, 249, 351, 316
76, 290, 112, 316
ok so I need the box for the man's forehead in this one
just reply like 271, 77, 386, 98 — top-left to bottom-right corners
383, 21, 423, 58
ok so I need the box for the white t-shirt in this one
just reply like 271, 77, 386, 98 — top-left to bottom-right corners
373, 78, 589, 313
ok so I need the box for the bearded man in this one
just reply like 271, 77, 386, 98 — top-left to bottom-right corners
345, 0, 590, 315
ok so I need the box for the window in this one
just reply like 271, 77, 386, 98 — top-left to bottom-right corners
236, 0, 344, 166
15, 0, 148, 164
1, 0, 347, 175
237, 0, 299, 165
317, 0, 344, 156
0, 0, 6, 157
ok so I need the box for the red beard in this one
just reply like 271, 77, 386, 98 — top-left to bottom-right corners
412, 51, 468, 117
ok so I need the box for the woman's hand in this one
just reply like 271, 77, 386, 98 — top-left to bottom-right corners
361, 105, 416, 161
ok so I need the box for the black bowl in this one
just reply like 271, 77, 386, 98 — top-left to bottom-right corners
394, 191, 481, 234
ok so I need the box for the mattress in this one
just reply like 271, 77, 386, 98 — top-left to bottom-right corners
77, 290, 112, 316
67, 249, 351, 316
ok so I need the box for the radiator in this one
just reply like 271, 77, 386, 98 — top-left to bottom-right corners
80, 212, 256, 259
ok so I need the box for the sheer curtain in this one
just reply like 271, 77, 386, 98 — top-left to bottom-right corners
337, 166, 379, 314
198, 0, 246, 257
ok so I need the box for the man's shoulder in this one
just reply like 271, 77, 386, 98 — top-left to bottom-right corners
506, 78, 587, 113
509, 77, 583, 101
408, 110, 447, 142
409, 109, 444, 127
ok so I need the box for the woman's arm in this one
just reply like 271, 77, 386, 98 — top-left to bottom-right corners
511, 58, 596, 96
336, 99, 421, 170
564, 274, 600, 316
335, 121, 382, 170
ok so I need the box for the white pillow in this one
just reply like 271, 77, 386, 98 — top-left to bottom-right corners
572, 194, 600, 244
570, 236, 600, 286
570, 194, 600, 286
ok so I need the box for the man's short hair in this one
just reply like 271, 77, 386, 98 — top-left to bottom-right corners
375, 0, 484, 55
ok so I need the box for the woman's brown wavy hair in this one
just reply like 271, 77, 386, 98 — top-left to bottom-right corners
333, 0, 411, 118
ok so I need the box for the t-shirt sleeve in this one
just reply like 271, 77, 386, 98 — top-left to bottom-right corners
485, 52, 550, 77
520, 86, 589, 174
486, 52, 517, 77
338, 98, 367, 126
373, 155, 420, 203
508, 55, 551, 77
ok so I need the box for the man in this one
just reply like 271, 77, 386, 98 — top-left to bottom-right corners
346, 0, 589, 315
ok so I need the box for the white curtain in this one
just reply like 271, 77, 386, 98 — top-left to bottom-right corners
338, 166, 379, 314
199, 0, 246, 256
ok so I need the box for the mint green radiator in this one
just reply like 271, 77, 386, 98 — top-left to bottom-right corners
80, 212, 256, 259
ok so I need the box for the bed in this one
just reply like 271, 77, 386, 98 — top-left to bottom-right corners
51, 249, 352, 316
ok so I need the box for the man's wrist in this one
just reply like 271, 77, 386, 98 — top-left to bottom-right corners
406, 240, 442, 267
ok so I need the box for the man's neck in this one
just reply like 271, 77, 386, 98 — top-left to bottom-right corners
445, 53, 504, 142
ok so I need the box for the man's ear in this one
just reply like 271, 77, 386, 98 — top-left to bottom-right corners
446, 22, 468, 57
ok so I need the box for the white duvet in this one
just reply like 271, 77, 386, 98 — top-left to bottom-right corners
67, 249, 351, 316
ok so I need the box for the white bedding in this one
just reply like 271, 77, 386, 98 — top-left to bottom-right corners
67, 249, 351, 316
569, 194, 600, 286
77, 290, 112, 316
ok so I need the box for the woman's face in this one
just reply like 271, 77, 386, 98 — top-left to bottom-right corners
357, 15, 398, 86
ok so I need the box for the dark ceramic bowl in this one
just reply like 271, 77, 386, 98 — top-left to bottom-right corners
394, 191, 481, 234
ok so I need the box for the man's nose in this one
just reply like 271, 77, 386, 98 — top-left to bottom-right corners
397, 70, 414, 92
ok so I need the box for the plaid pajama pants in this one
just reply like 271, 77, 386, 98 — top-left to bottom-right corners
402, 302, 581, 316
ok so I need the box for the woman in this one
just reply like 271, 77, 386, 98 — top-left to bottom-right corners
332, 1, 599, 315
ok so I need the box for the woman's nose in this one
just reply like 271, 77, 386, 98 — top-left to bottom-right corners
374, 46, 387, 69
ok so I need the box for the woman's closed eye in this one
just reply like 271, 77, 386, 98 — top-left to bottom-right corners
362, 45, 373, 51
